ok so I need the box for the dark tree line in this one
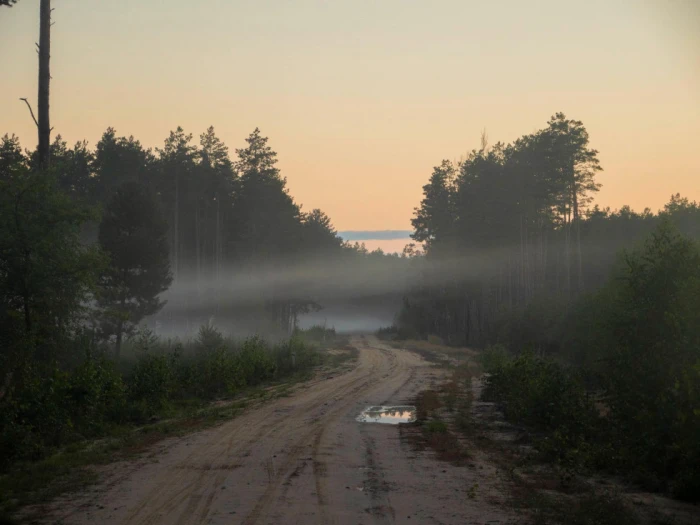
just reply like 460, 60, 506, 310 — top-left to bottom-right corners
1, 125, 413, 363
402, 113, 700, 348
399, 113, 700, 500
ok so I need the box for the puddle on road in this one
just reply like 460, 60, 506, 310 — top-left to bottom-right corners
356, 405, 417, 424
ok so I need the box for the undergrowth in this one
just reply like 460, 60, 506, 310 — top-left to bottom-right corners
0, 324, 340, 517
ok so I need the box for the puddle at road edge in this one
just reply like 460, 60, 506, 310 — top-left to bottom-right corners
356, 405, 417, 424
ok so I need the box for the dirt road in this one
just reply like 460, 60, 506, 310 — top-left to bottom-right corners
42, 336, 516, 525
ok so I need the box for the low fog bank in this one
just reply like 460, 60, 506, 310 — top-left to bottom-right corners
298, 300, 398, 333
145, 241, 612, 339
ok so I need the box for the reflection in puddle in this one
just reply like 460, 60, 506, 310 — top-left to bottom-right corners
356, 405, 417, 424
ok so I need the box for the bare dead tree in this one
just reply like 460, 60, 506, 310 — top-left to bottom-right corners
37, 0, 52, 169
480, 128, 489, 152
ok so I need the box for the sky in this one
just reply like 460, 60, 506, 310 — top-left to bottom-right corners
1, 0, 699, 239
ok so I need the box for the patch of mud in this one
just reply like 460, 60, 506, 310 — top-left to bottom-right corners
356, 405, 416, 424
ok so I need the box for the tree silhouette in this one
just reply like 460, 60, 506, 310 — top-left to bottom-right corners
97, 182, 172, 356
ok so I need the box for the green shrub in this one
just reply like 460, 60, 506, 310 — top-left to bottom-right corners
483, 351, 600, 465
0, 325, 322, 477
425, 420, 448, 434
238, 336, 276, 385
427, 334, 443, 346
295, 325, 336, 344
376, 325, 398, 340
597, 223, 700, 499
479, 344, 510, 373
196, 323, 225, 352
65, 357, 127, 431
127, 350, 178, 415
0, 355, 126, 466
481, 224, 700, 500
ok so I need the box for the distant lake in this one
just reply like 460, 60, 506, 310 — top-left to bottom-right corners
338, 231, 414, 254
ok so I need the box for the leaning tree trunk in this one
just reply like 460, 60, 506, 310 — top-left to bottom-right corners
38, 0, 51, 170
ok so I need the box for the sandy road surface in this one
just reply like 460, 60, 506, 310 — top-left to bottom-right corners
41, 336, 516, 525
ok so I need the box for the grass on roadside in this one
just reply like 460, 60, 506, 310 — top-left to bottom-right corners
0, 340, 355, 521
390, 339, 478, 369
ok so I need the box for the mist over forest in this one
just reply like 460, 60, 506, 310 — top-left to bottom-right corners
1, 1, 699, 522
2, 105, 699, 516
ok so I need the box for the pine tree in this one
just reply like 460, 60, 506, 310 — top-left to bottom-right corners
230, 128, 303, 262
157, 127, 197, 280
411, 160, 456, 254
301, 209, 343, 255
97, 182, 172, 356
0, 154, 101, 352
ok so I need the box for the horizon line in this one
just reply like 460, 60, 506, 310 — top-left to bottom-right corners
338, 230, 413, 241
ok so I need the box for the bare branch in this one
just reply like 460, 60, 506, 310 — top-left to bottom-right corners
19, 98, 39, 128
480, 128, 489, 152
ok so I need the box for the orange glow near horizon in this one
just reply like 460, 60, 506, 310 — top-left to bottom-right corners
1, 1, 698, 231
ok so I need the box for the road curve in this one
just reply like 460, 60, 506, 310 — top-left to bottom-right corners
42, 336, 515, 525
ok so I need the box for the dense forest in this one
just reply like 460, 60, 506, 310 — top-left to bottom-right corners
401, 113, 699, 350
0, 124, 412, 494
395, 113, 700, 501
3, 1, 698, 522
0, 127, 413, 347
0, 4, 410, 481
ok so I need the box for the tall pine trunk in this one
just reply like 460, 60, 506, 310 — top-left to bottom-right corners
565, 210, 571, 298
215, 193, 221, 281
519, 214, 525, 304
573, 185, 583, 292
173, 173, 179, 280
195, 200, 201, 291
115, 292, 126, 359
38, 0, 51, 170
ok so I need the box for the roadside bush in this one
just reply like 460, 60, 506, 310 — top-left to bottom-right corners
427, 334, 443, 346
483, 224, 700, 501
0, 356, 127, 466
376, 325, 398, 340
238, 336, 276, 385
483, 351, 600, 466
491, 298, 568, 356
295, 325, 336, 344
64, 356, 127, 431
273, 336, 321, 376
0, 324, 322, 475
596, 222, 700, 499
190, 343, 243, 398
126, 350, 178, 416
479, 344, 510, 373
196, 323, 225, 352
